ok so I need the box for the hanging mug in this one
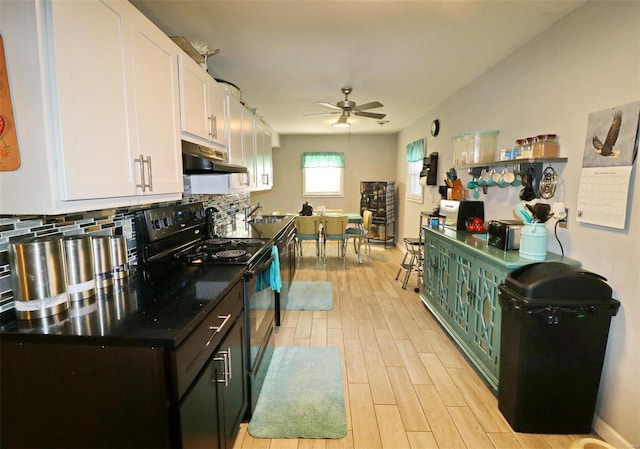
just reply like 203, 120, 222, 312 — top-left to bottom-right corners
484, 169, 497, 187
511, 172, 523, 187
498, 169, 514, 188
477, 170, 488, 187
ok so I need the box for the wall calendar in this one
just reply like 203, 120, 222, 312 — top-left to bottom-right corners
576, 101, 639, 229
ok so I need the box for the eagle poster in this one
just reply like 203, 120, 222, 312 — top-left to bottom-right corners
577, 101, 640, 229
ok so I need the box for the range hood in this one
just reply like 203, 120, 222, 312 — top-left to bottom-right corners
182, 141, 248, 174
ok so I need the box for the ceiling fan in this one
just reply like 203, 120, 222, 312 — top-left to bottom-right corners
306, 87, 386, 126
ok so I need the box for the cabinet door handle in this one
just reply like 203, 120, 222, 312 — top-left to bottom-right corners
135, 155, 146, 192
135, 156, 152, 192
208, 114, 217, 140
261, 173, 269, 185
145, 156, 153, 191
209, 314, 232, 333
213, 350, 229, 386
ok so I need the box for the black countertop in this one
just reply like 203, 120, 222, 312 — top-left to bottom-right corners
0, 216, 296, 348
0, 265, 246, 348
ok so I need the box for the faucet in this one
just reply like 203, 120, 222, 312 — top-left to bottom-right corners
244, 202, 263, 221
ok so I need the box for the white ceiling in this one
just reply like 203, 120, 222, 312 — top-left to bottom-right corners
130, 0, 584, 135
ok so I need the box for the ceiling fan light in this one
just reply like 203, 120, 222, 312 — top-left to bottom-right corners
332, 121, 350, 128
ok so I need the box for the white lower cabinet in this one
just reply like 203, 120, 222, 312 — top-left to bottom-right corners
0, 0, 182, 214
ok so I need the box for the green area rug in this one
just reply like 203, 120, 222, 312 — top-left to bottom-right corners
248, 346, 347, 439
286, 281, 333, 310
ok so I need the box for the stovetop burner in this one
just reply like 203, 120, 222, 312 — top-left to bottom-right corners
172, 237, 271, 266
212, 249, 247, 260
203, 238, 232, 246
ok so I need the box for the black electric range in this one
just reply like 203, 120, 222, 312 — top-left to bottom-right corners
134, 202, 277, 419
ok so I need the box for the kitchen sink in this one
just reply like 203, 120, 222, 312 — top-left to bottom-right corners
249, 215, 288, 224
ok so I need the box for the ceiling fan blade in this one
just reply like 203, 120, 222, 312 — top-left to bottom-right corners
355, 101, 383, 111
354, 111, 387, 119
304, 111, 339, 117
336, 114, 349, 125
317, 102, 341, 111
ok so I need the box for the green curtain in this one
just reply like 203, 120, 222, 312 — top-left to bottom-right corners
406, 139, 424, 162
301, 152, 345, 168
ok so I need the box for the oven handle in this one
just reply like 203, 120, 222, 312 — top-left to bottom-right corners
286, 228, 296, 246
246, 254, 274, 279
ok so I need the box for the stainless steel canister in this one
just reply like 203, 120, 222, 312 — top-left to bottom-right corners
62, 235, 96, 302
8, 236, 69, 319
91, 236, 113, 289
110, 236, 129, 280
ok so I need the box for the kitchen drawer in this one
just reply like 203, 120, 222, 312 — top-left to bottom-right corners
170, 280, 244, 400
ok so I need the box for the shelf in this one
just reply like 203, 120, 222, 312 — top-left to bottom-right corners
455, 157, 567, 198
455, 157, 567, 171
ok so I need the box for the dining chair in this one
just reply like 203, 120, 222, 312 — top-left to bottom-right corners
294, 215, 320, 262
321, 215, 348, 265
346, 209, 372, 257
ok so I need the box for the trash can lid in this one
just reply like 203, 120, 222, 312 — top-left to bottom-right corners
503, 262, 613, 302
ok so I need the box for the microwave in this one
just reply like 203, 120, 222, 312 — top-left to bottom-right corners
439, 200, 484, 230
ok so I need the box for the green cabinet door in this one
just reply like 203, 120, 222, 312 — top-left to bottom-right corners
468, 256, 505, 387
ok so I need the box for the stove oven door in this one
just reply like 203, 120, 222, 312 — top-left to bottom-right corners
244, 248, 276, 417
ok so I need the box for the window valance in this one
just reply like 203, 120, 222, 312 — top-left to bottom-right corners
301, 152, 345, 168
406, 139, 424, 163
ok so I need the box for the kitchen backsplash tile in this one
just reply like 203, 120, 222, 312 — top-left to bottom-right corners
0, 193, 250, 322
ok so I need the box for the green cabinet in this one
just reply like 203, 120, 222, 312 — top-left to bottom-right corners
420, 226, 580, 391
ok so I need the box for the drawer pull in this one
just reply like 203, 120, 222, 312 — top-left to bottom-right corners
209, 314, 232, 333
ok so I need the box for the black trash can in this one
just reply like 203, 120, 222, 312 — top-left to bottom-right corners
498, 262, 620, 434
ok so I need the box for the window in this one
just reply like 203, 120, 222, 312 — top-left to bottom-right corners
302, 152, 344, 197
406, 139, 425, 203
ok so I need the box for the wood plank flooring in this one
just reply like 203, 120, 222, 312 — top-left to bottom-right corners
232, 243, 592, 449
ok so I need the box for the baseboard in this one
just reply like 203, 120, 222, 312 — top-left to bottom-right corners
593, 415, 634, 449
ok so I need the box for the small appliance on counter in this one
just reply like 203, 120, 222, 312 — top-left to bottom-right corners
488, 220, 524, 250
440, 200, 484, 230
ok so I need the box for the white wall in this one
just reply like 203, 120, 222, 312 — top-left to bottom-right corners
397, 2, 640, 446
252, 133, 397, 215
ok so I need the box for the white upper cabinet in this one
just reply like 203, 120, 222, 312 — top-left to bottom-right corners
255, 121, 273, 191
227, 99, 256, 191
178, 53, 228, 149
129, 9, 183, 196
50, 0, 135, 200
241, 107, 257, 189
207, 77, 229, 147
0, 0, 182, 214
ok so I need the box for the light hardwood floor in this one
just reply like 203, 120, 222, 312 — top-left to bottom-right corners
232, 242, 592, 449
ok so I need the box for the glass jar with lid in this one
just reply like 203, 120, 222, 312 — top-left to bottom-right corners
532, 135, 543, 157
521, 137, 534, 159
513, 139, 526, 159
537, 134, 559, 157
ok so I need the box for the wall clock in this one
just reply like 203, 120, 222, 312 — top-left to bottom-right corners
431, 119, 440, 137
